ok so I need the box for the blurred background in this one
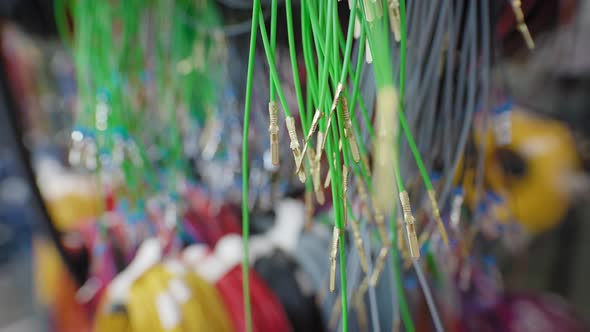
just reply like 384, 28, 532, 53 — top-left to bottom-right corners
0, 0, 589, 331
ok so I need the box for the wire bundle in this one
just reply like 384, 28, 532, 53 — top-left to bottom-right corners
239, 0, 543, 331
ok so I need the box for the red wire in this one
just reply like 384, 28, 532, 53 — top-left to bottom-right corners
216, 266, 291, 332
217, 267, 265, 332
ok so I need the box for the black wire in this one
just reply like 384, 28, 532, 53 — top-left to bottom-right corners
254, 249, 325, 332
0, 50, 87, 285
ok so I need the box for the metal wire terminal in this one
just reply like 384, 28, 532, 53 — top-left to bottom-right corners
286, 116, 306, 182
342, 166, 349, 227
370, 245, 390, 287
350, 217, 368, 273
324, 152, 337, 189
309, 148, 325, 204
355, 177, 372, 221
387, 0, 402, 41
297, 109, 322, 172
362, 0, 376, 22
510, 0, 535, 50
365, 39, 373, 63
315, 131, 324, 164
400, 191, 420, 259
342, 96, 361, 162
373, 201, 388, 243
427, 189, 449, 246
320, 84, 344, 154
329, 227, 341, 292
268, 101, 279, 166
361, 153, 371, 176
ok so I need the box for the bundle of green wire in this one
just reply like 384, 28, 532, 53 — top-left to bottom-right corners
238, 0, 493, 331
55, 0, 225, 207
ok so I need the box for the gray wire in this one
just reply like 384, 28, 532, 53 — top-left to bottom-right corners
413, 261, 445, 332
387, 254, 399, 332
474, 0, 491, 203
441, 0, 461, 175
337, 222, 381, 332
438, 0, 478, 211
423, 23, 447, 161
342, 243, 362, 332
413, 1, 449, 119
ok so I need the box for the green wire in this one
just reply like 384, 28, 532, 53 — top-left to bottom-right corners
301, 4, 319, 109
389, 212, 415, 332
269, 0, 278, 102
257, 9, 292, 118
285, 0, 309, 134
338, 0, 359, 85
242, 1, 261, 331
313, 2, 349, 330
395, 1, 416, 331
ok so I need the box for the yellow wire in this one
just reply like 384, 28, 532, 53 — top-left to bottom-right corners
96, 260, 235, 332
94, 301, 132, 332
127, 268, 166, 332
154, 264, 209, 332
184, 270, 234, 332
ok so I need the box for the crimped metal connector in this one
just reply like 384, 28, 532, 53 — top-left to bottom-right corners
373, 202, 388, 244
400, 191, 420, 259
350, 217, 368, 273
342, 166, 349, 227
427, 189, 449, 246
362, 0, 375, 22
510, 0, 535, 50
309, 148, 325, 204
268, 101, 279, 166
341, 96, 361, 162
286, 116, 306, 182
387, 0, 401, 41
365, 39, 373, 63
329, 227, 341, 292
298, 109, 322, 172
370, 245, 390, 287
320, 84, 344, 154
361, 154, 371, 176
